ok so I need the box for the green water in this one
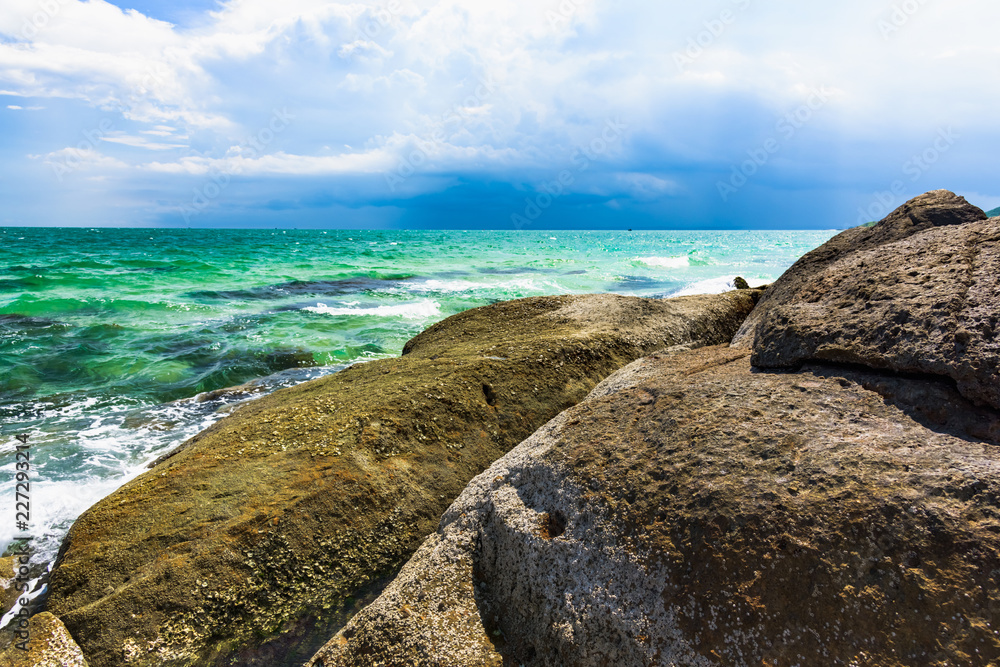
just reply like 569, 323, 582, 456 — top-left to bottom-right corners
0, 226, 835, 600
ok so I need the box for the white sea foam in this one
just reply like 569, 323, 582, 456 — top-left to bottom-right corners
637, 255, 690, 268
0, 362, 356, 630
402, 279, 481, 292
670, 276, 738, 297
0, 395, 242, 628
304, 300, 441, 319
399, 278, 560, 294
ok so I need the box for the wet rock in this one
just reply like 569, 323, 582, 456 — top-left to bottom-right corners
732, 190, 999, 409
311, 346, 1000, 666
47, 291, 758, 667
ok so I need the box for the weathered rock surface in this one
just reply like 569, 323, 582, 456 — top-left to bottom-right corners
731, 190, 999, 411
46, 291, 758, 667
0, 612, 89, 667
0, 556, 18, 616
311, 345, 1000, 667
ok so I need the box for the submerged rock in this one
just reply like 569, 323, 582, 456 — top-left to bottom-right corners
46, 291, 757, 667
311, 345, 1000, 666
732, 190, 999, 409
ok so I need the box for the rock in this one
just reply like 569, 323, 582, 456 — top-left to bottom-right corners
310, 345, 1000, 666
733, 276, 750, 290
731, 190, 1000, 409
0, 612, 89, 667
46, 291, 759, 667
1, 556, 18, 617
733, 190, 986, 346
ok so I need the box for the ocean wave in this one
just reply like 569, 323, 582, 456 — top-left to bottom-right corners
400, 278, 555, 294
637, 256, 691, 269
0, 391, 246, 628
670, 276, 740, 297
304, 300, 441, 319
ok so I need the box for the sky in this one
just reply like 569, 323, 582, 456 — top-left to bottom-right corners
0, 0, 998, 229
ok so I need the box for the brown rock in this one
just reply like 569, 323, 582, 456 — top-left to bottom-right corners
731, 190, 999, 409
46, 291, 758, 667
0, 612, 89, 667
732, 190, 987, 347
0, 557, 18, 617
311, 346, 1000, 666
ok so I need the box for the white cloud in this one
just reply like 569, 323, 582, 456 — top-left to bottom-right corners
0, 0, 998, 220
615, 173, 680, 200
141, 132, 521, 177
33, 147, 128, 171
337, 39, 392, 60
100, 132, 188, 150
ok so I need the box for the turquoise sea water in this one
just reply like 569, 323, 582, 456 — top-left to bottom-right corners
0, 227, 836, 614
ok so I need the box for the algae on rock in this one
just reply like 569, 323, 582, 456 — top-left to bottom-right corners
312, 344, 1000, 667
309, 191, 1000, 667
46, 291, 758, 667
0, 612, 89, 667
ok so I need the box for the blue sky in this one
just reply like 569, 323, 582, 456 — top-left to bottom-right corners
0, 0, 998, 229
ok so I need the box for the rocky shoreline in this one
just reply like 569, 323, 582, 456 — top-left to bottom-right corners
3, 189, 999, 666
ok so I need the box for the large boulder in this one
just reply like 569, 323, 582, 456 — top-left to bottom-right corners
310, 345, 1000, 666
731, 190, 998, 409
46, 291, 758, 667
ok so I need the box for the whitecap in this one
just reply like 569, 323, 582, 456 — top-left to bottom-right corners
304, 300, 441, 319
637, 256, 690, 268
670, 276, 738, 297
399, 278, 554, 294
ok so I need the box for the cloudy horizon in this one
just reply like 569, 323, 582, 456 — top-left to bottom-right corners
1, 0, 998, 229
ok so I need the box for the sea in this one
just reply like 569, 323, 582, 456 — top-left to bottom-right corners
0, 226, 836, 618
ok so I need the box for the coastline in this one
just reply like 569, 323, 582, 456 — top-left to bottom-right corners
37, 291, 761, 666
0, 229, 831, 589
4, 192, 999, 665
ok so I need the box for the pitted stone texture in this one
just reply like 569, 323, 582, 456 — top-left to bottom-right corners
732, 190, 987, 349
732, 191, 999, 409
0, 613, 89, 667
47, 292, 758, 667
309, 346, 1000, 666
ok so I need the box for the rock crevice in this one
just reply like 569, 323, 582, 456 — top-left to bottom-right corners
45, 292, 758, 667
309, 190, 1000, 667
